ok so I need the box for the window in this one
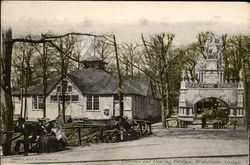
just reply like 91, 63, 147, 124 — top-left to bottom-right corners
68, 86, 72, 92
87, 96, 93, 110
114, 95, 119, 101
72, 95, 79, 102
50, 95, 57, 102
233, 109, 237, 116
87, 95, 99, 111
38, 96, 44, 109
32, 96, 38, 109
50, 94, 79, 102
93, 96, 99, 110
32, 96, 44, 110
57, 86, 61, 93
57, 85, 72, 93
65, 95, 70, 101
59, 95, 70, 102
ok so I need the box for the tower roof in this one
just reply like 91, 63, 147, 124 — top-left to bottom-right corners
81, 55, 107, 70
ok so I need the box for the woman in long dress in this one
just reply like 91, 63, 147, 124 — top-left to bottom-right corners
47, 120, 68, 150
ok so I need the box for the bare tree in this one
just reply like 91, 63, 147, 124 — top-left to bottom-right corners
196, 32, 209, 59
225, 35, 249, 82
177, 43, 201, 81
120, 43, 142, 79
96, 38, 113, 61
12, 42, 34, 118
12, 44, 25, 117
56, 36, 77, 123
139, 33, 178, 127
94, 37, 118, 74
31, 42, 50, 118
242, 36, 250, 129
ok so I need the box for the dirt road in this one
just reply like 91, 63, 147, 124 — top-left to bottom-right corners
1, 123, 248, 165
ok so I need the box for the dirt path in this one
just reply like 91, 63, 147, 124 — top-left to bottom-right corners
1, 123, 248, 165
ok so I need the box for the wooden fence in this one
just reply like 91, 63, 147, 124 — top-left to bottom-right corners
166, 117, 239, 129
63, 120, 152, 146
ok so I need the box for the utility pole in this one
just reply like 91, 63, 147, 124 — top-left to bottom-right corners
113, 35, 123, 117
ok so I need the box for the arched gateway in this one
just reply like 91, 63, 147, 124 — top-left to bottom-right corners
178, 33, 244, 123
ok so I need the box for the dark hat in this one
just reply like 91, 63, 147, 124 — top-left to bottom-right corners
37, 118, 47, 122
48, 119, 56, 123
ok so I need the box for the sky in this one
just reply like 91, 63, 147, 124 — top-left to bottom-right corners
1, 1, 250, 45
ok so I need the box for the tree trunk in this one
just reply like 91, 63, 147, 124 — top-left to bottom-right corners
166, 83, 171, 118
1, 28, 14, 155
24, 69, 28, 119
160, 99, 167, 128
20, 54, 24, 117
42, 43, 47, 118
60, 41, 66, 123
242, 56, 250, 162
244, 80, 250, 127
243, 57, 250, 129
61, 76, 66, 123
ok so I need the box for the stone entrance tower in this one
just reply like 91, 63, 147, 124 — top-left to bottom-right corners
178, 33, 244, 122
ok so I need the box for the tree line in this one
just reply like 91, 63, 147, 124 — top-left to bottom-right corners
1, 29, 250, 155
11, 32, 249, 127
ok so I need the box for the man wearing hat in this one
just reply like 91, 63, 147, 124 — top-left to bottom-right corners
14, 117, 37, 156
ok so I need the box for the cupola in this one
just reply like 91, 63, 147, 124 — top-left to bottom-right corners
81, 56, 107, 70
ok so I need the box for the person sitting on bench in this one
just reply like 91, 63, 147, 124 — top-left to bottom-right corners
47, 119, 68, 150
14, 117, 37, 156
36, 118, 49, 153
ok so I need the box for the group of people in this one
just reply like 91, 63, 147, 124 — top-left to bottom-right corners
14, 117, 68, 156
114, 116, 138, 141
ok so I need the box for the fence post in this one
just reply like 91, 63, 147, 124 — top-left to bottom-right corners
78, 128, 81, 145
148, 123, 152, 134
139, 124, 143, 136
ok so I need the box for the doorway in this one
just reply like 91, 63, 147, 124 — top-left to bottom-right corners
193, 97, 229, 123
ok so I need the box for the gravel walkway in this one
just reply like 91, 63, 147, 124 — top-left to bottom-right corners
1, 123, 249, 165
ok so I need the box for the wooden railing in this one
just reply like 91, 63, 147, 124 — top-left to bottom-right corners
166, 118, 188, 128
63, 119, 152, 146
131, 120, 152, 136
63, 124, 117, 145
166, 118, 238, 129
